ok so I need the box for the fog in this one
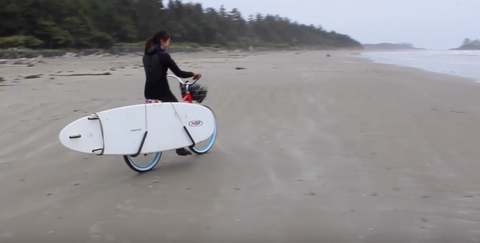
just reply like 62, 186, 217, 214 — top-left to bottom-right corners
195, 0, 480, 50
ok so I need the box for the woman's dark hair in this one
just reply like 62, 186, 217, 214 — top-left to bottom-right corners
144, 30, 171, 54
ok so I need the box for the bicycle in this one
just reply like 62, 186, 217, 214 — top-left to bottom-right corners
122, 74, 218, 173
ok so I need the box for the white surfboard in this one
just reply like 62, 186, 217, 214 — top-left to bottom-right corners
59, 102, 216, 155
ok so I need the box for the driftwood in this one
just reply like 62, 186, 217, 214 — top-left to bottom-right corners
49, 72, 112, 77
0, 55, 45, 67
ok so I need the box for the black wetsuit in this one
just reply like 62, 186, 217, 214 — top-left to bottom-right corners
142, 44, 193, 101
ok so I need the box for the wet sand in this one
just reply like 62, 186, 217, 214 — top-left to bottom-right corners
1, 50, 480, 243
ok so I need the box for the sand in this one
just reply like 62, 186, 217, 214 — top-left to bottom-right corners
1, 50, 480, 243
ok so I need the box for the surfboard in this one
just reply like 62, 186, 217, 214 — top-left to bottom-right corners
59, 102, 216, 156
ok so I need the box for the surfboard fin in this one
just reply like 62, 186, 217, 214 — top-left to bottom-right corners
92, 148, 103, 155
87, 114, 99, 120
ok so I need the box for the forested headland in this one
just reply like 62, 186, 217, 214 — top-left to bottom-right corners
450, 38, 480, 50
0, 0, 361, 52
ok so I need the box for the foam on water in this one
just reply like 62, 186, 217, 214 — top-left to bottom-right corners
358, 50, 480, 83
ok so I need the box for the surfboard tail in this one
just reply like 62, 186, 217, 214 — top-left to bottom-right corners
58, 114, 104, 154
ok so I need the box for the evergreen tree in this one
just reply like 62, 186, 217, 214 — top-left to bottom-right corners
0, 0, 362, 49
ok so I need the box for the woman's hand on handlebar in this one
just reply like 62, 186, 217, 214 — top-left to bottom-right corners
192, 72, 202, 80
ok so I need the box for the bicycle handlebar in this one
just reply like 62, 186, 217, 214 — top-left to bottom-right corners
166, 73, 199, 85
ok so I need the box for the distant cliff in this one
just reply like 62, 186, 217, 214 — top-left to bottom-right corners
451, 38, 480, 50
362, 43, 423, 50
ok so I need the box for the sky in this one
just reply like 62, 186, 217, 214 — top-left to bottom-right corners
190, 0, 480, 50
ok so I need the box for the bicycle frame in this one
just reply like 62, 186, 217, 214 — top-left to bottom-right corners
181, 90, 194, 103
167, 74, 199, 104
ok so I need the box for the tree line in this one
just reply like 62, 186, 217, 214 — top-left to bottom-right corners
0, 0, 362, 50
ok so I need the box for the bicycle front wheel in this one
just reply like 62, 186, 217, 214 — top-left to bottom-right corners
188, 105, 217, 154
123, 152, 163, 173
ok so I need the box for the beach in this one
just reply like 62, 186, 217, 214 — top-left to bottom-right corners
1, 50, 480, 243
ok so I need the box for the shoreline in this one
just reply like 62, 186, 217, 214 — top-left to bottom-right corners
352, 50, 480, 83
2, 49, 478, 85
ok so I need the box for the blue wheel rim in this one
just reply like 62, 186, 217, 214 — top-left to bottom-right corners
191, 119, 217, 153
127, 152, 161, 170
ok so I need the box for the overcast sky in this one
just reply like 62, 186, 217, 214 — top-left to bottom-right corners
191, 0, 479, 50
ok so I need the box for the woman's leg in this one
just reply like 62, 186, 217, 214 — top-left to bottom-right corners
159, 92, 192, 156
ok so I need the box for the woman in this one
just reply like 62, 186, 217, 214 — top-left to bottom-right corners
142, 30, 202, 156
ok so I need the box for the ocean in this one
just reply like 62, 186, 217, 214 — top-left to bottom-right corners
358, 50, 480, 83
